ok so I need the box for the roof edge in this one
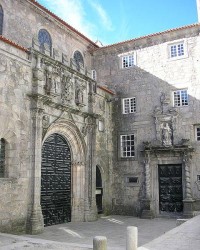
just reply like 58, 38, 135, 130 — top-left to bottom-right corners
98, 85, 115, 95
0, 35, 29, 52
93, 23, 200, 51
28, 0, 99, 48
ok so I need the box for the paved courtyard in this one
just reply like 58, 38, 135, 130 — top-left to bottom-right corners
2, 215, 200, 250
27, 215, 176, 249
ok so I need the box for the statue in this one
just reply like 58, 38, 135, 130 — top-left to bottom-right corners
162, 122, 172, 146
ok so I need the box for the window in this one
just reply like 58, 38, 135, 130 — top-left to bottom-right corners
74, 51, 84, 72
0, 5, 3, 35
196, 127, 200, 141
122, 54, 135, 68
123, 97, 136, 114
38, 29, 52, 54
98, 120, 104, 132
0, 138, 5, 178
169, 42, 185, 58
92, 70, 97, 80
173, 90, 188, 107
120, 134, 135, 157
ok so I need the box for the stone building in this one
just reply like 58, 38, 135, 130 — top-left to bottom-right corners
0, 0, 200, 234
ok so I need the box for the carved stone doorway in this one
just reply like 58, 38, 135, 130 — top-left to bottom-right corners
41, 133, 71, 226
158, 164, 183, 215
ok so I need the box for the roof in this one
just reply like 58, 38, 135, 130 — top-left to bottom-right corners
93, 23, 200, 51
0, 35, 29, 52
98, 85, 115, 95
28, 0, 99, 48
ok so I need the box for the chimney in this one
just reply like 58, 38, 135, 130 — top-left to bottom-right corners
197, 0, 200, 22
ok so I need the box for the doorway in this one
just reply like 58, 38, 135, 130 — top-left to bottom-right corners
41, 133, 71, 226
96, 166, 103, 214
158, 164, 183, 214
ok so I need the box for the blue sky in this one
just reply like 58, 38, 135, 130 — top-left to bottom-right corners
37, 0, 198, 45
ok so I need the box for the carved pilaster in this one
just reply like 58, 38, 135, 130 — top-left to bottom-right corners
183, 151, 195, 218
183, 152, 193, 200
144, 151, 151, 199
141, 150, 154, 219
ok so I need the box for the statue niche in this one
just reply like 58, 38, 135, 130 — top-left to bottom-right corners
161, 122, 172, 147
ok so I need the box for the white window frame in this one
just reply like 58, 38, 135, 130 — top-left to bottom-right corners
168, 40, 188, 60
122, 97, 136, 114
118, 51, 136, 69
196, 126, 200, 141
173, 89, 188, 107
120, 134, 135, 158
91, 70, 97, 80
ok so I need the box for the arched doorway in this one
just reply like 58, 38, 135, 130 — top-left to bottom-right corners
41, 133, 71, 226
96, 166, 103, 214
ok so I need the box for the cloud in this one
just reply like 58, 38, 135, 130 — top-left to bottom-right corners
39, 0, 97, 41
88, 0, 113, 31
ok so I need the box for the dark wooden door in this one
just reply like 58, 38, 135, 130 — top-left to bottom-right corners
41, 134, 71, 226
96, 166, 103, 214
159, 164, 183, 213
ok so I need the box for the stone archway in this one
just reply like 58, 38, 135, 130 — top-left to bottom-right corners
42, 118, 86, 222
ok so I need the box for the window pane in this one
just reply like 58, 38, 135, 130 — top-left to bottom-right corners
121, 134, 135, 158
0, 5, 3, 35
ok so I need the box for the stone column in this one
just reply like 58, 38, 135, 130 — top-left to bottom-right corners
183, 152, 194, 218
141, 151, 154, 219
26, 107, 44, 234
84, 116, 98, 221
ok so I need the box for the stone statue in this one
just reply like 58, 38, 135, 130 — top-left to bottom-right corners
162, 122, 172, 146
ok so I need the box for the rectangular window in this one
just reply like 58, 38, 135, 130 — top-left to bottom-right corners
123, 97, 136, 114
122, 54, 135, 68
120, 134, 135, 158
92, 70, 97, 80
173, 90, 188, 107
196, 127, 200, 141
169, 42, 185, 58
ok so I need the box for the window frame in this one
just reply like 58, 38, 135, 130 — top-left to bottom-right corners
38, 29, 52, 55
118, 51, 136, 69
0, 5, 3, 35
0, 138, 5, 178
91, 70, 97, 80
120, 134, 135, 158
168, 40, 188, 60
173, 89, 188, 107
196, 126, 200, 141
122, 97, 136, 114
122, 54, 135, 68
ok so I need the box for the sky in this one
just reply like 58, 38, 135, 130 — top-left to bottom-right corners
37, 0, 198, 46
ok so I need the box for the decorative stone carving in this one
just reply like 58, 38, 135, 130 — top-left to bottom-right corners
75, 80, 86, 106
61, 75, 73, 103
53, 48, 60, 61
144, 151, 151, 199
161, 122, 172, 147
32, 35, 40, 50
183, 152, 193, 200
62, 53, 68, 65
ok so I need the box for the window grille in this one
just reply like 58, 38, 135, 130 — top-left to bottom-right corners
0, 138, 5, 177
123, 97, 136, 114
0, 5, 3, 35
120, 134, 135, 157
196, 127, 200, 141
173, 90, 188, 107
122, 54, 135, 68
170, 43, 184, 58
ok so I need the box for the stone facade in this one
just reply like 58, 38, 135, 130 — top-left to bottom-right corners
0, 0, 200, 234
92, 24, 200, 218
0, 0, 113, 234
